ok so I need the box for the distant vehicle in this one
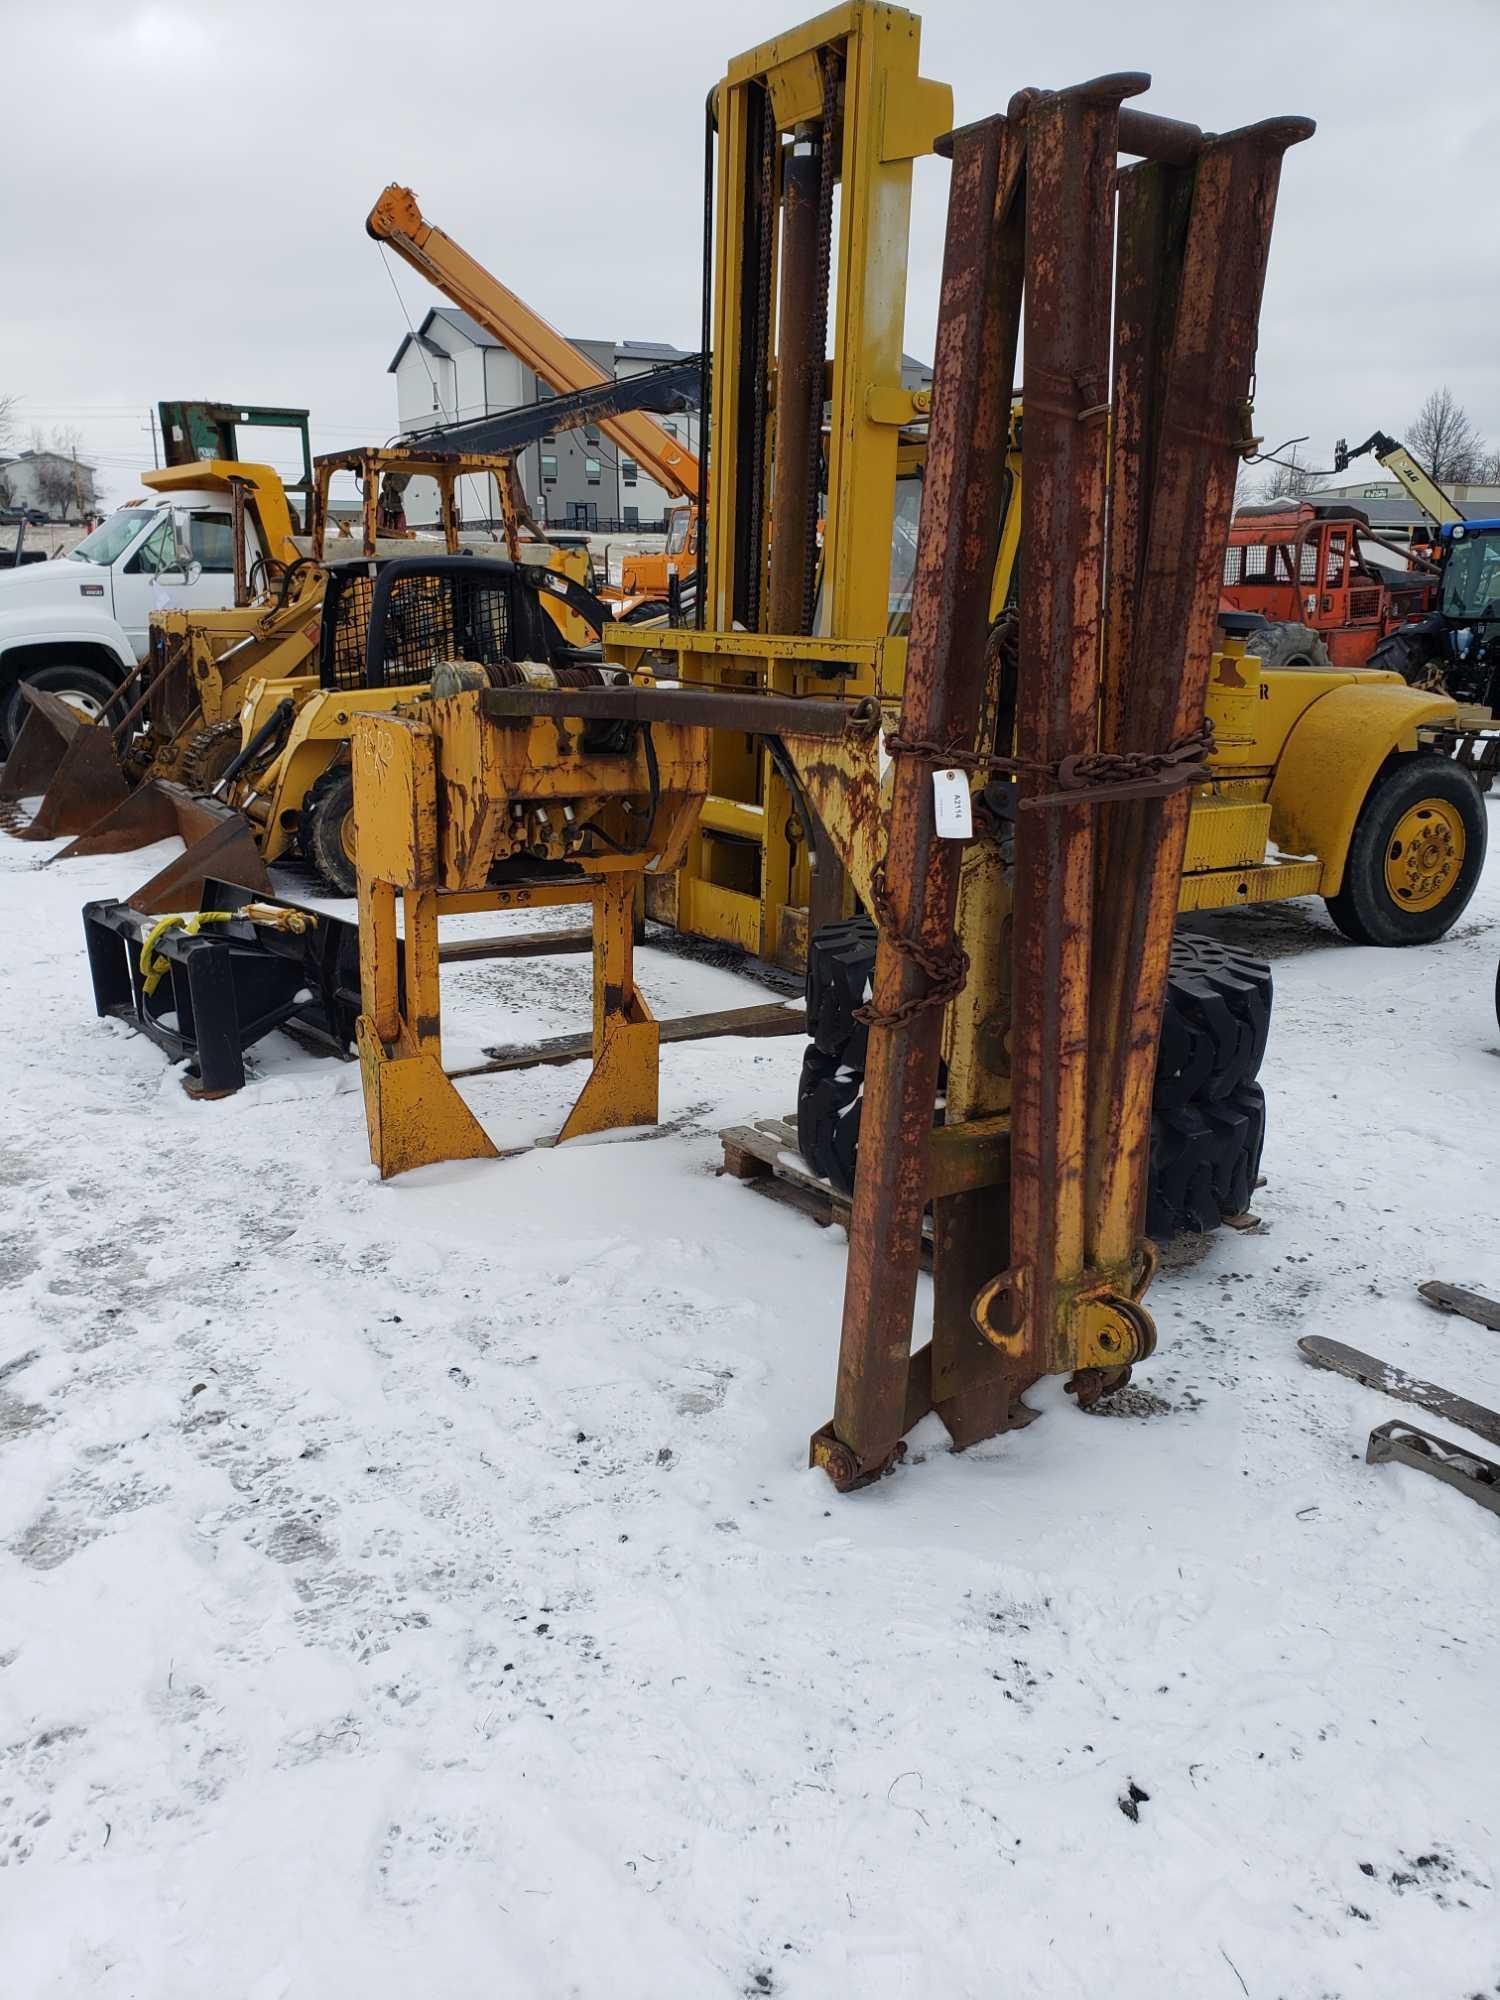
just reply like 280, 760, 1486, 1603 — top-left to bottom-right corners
0, 463, 296, 752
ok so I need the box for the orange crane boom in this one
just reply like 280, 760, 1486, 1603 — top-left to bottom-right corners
367, 185, 699, 503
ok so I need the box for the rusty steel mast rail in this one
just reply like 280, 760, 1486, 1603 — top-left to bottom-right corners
814, 71, 1313, 1491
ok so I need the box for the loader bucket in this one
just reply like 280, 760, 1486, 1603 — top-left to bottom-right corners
59, 782, 275, 916
0, 687, 131, 840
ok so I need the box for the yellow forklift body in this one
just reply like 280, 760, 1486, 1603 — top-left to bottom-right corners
1266, 680, 1458, 896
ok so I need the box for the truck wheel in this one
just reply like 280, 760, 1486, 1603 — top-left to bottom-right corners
298, 764, 357, 896
1247, 621, 1332, 670
0, 662, 121, 752
1326, 753, 1487, 946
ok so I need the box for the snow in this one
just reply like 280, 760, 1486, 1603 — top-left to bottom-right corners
2, 820, 1499, 1999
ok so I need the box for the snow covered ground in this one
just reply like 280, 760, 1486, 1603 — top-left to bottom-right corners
1, 816, 1498, 2000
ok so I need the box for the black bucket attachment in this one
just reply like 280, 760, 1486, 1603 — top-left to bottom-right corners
82, 878, 360, 1097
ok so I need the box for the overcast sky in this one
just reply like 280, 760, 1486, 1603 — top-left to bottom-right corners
5, 0, 1498, 507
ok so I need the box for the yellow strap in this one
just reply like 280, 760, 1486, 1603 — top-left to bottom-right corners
139, 903, 316, 999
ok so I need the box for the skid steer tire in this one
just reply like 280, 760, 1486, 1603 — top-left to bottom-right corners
796, 1047, 864, 1198
804, 915, 878, 1068
795, 917, 1275, 1245
1155, 936, 1274, 1109
1246, 621, 1332, 670
298, 763, 357, 896
1325, 752, 1486, 947
1145, 1103, 1220, 1239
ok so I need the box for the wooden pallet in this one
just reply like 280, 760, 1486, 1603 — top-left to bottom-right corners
719, 1116, 933, 1260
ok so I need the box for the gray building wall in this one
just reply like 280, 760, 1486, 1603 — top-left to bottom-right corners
389, 309, 698, 530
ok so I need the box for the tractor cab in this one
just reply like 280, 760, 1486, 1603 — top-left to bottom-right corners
1434, 519, 1500, 713
1222, 500, 1436, 668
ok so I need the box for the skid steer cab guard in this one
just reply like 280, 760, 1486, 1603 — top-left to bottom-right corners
136, 554, 614, 907
1194, 640, 1485, 945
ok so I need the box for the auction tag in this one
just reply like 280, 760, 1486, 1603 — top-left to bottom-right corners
932, 768, 973, 840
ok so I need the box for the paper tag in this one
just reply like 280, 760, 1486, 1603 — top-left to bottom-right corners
932, 767, 973, 840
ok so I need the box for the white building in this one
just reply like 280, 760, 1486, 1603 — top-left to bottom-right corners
0, 449, 101, 522
388, 308, 701, 529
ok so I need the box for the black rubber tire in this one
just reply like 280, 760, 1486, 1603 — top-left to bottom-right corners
298, 763, 357, 896
1325, 753, 1487, 946
1367, 618, 1447, 687
797, 917, 1275, 1244
796, 1047, 863, 1197
0, 661, 121, 752
804, 915, 878, 1069
1201, 1081, 1266, 1220
1248, 621, 1332, 670
1154, 936, 1274, 1110
1145, 1103, 1220, 1239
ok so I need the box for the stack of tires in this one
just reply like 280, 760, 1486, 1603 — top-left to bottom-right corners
796, 918, 1272, 1243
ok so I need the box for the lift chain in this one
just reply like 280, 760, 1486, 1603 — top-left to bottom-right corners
801, 51, 840, 636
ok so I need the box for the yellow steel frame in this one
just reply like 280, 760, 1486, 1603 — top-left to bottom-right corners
606, 2, 951, 968
351, 697, 709, 1178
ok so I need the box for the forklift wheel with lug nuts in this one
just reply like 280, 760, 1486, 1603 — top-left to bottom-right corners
1326, 752, 1486, 947
298, 764, 357, 897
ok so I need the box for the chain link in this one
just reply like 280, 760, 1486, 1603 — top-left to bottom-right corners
852, 865, 971, 1031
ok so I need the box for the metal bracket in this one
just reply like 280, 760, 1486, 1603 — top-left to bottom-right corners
1366, 1420, 1500, 1518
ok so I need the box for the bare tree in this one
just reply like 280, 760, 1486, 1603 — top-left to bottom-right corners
0, 394, 16, 452
31, 430, 99, 521
1408, 386, 1487, 484
1255, 443, 1326, 503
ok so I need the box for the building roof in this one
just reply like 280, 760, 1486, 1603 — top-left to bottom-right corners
390, 308, 700, 378
615, 339, 693, 363
0, 448, 98, 473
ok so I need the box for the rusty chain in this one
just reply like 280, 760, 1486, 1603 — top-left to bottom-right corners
855, 713, 1215, 1030
852, 864, 971, 1030
882, 717, 1216, 808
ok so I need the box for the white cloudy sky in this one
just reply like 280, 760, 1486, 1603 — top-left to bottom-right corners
4, 0, 1498, 505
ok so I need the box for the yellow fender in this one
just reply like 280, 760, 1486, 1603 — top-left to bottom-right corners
1268, 683, 1459, 897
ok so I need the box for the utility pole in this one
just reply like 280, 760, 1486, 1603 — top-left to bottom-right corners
143, 408, 160, 469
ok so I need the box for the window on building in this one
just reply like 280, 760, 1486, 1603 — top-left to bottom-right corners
585, 457, 602, 484
540, 453, 558, 483
188, 511, 236, 573
624, 506, 639, 527
621, 458, 638, 487
663, 421, 678, 439
584, 425, 601, 444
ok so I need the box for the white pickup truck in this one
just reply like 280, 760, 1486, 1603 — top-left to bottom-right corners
0, 464, 294, 751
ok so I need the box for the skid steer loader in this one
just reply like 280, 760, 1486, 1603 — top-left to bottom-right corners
16, 448, 574, 908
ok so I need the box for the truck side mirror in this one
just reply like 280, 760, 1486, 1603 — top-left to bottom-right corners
155, 557, 204, 587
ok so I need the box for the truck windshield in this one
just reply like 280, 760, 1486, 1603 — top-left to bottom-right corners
67, 509, 159, 567
666, 508, 691, 556
1441, 530, 1500, 624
